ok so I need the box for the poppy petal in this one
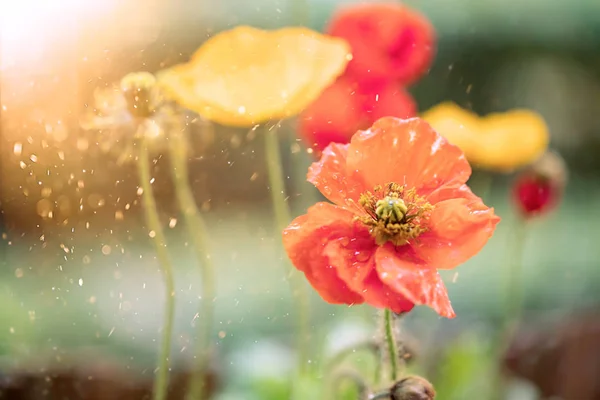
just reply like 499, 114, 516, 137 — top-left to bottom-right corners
157, 26, 351, 127
323, 235, 415, 314
476, 110, 549, 172
307, 142, 367, 208
282, 202, 364, 305
413, 183, 500, 270
327, 3, 435, 86
421, 101, 481, 158
375, 244, 455, 318
298, 77, 365, 154
361, 81, 417, 122
347, 117, 471, 195
422, 102, 550, 172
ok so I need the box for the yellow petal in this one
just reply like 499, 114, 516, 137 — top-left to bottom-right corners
157, 26, 351, 127
421, 102, 481, 157
475, 110, 549, 172
422, 103, 549, 172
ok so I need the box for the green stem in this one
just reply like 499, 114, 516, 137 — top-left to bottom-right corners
502, 219, 529, 332
384, 309, 399, 382
167, 119, 216, 400
136, 139, 176, 400
494, 218, 529, 400
264, 123, 310, 375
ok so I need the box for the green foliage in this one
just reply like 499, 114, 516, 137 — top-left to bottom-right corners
432, 333, 497, 400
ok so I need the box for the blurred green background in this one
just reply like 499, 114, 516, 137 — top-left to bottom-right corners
1, 0, 600, 398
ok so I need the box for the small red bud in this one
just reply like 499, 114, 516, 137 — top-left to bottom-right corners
512, 150, 567, 218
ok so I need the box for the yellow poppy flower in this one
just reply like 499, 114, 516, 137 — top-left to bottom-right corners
156, 26, 352, 127
422, 102, 549, 172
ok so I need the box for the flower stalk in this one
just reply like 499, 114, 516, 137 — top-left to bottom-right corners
502, 219, 529, 333
136, 131, 176, 400
263, 123, 311, 374
384, 309, 400, 382
166, 115, 216, 400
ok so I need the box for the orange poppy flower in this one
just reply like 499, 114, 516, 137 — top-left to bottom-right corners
283, 117, 500, 317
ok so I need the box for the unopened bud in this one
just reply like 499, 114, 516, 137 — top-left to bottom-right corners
120, 72, 159, 118
512, 150, 567, 218
390, 376, 436, 400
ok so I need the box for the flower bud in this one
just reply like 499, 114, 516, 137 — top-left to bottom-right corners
120, 72, 159, 118
512, 150, 567, 218
390, 376, 436, 400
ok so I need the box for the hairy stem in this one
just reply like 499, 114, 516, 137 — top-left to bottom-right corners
264, 123, 310, 374
136, 139, 176, 400
384, 309, 399, 382
167, 118, 217, 400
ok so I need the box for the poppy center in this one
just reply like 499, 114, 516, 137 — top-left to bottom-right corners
358, 182, 433, 246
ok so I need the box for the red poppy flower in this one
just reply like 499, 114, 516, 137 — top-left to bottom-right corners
299, 78, 417, 154
513, 175, 555, 217
512, 151, 567, 218
283, 117, 500, 317
327, 3, 435, 86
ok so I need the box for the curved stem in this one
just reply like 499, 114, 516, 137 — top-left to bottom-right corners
167, 118, 216, 400
384, 309, 399, 382
264, 123, 310, 374
136, 139, 176, 400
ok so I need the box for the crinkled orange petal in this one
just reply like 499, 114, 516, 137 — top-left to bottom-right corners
323, 231, 375, 292
346, 117, 471, 195
411, 183, 500, 270
157, 26, 351, 127
307, 143, 367, 208
356, 269, 416, 314
282, 202, 364, 305
375, 244, 455, 318
323, 234, 415, 314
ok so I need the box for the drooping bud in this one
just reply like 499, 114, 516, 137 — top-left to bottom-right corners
390, 376, 436, 400
120, 72, 160, 118
512, 150, 567, 218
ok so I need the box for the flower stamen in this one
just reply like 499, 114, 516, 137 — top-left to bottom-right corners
358, 183, 433, 246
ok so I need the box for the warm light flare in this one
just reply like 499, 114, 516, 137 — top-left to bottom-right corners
0, 0, 116, 68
